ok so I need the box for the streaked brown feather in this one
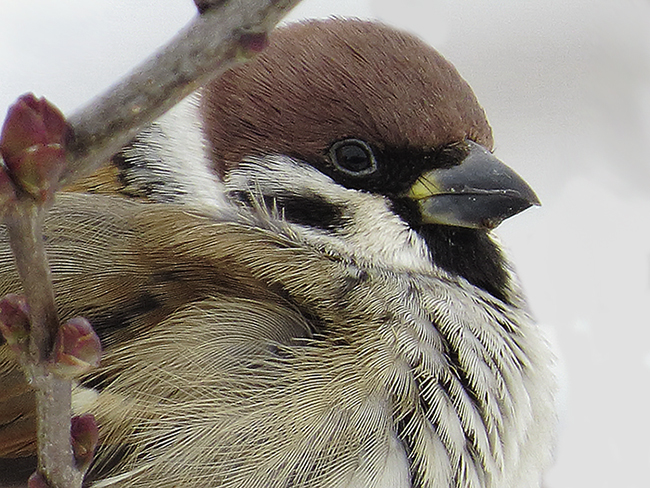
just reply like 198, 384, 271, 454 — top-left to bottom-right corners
0, 191, 329, 460
0, 345, 36, 457
63, 164, 125, 197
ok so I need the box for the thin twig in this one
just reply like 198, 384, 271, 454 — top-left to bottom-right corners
5, 205, 58, 363
4, 202, 80, 488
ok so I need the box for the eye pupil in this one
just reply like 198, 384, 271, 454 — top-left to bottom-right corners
336, 145, 368, 171
329, 139, 377, 176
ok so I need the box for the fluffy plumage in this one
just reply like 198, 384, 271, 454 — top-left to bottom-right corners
0, 18, 557, 488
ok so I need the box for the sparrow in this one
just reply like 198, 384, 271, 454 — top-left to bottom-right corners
0, 18, 557, 488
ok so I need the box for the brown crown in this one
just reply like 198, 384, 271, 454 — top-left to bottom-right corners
201, 18, 493, 178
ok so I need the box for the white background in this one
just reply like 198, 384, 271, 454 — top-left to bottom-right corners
1, 1, 649, 487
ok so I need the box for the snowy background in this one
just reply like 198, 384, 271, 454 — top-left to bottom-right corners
1, 1, 649, 487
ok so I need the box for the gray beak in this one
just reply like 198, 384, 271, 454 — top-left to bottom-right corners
407, 140, 540, 229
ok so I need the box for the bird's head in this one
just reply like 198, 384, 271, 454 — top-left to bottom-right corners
203, 19, 538, 230
200, 18, 539, 301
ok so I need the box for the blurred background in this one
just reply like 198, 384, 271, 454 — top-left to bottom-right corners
1, 1, 649, 487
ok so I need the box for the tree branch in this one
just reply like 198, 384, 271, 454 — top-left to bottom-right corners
4, 204, 82, 488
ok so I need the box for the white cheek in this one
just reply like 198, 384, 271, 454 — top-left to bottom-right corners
342, 197, 432, 273
137, 91, 230, 212
224, 155, 434, 273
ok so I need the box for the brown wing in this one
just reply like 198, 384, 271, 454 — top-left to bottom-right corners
0, 138, 189, 460
63, 163, 126, 197
0, 192, 316, 460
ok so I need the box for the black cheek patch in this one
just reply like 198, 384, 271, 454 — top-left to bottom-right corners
273, 194, 347, 231
230, 190, 346, 232
419, 225, 510, 304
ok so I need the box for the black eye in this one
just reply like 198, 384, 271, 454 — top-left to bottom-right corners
329, 139, 377, 176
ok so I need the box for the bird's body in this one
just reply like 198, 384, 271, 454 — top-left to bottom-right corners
0, 19, 557, 488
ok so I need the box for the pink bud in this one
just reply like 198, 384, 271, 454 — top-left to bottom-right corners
51, 317, 101, 379
0, 93, 70, 201
1, 94, 68, 162
27, 472, 51, 488
237, 32, 269, 59
0, 294, 31, 355
71, 414, 99, 472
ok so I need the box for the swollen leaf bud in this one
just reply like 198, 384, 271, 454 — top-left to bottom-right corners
0, 294, 31, 355
51, 317, 101, 379
0, 93, 70, 202
235, 32, 269, 61
27, 472, 50, 488
71, 414, 99, 472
